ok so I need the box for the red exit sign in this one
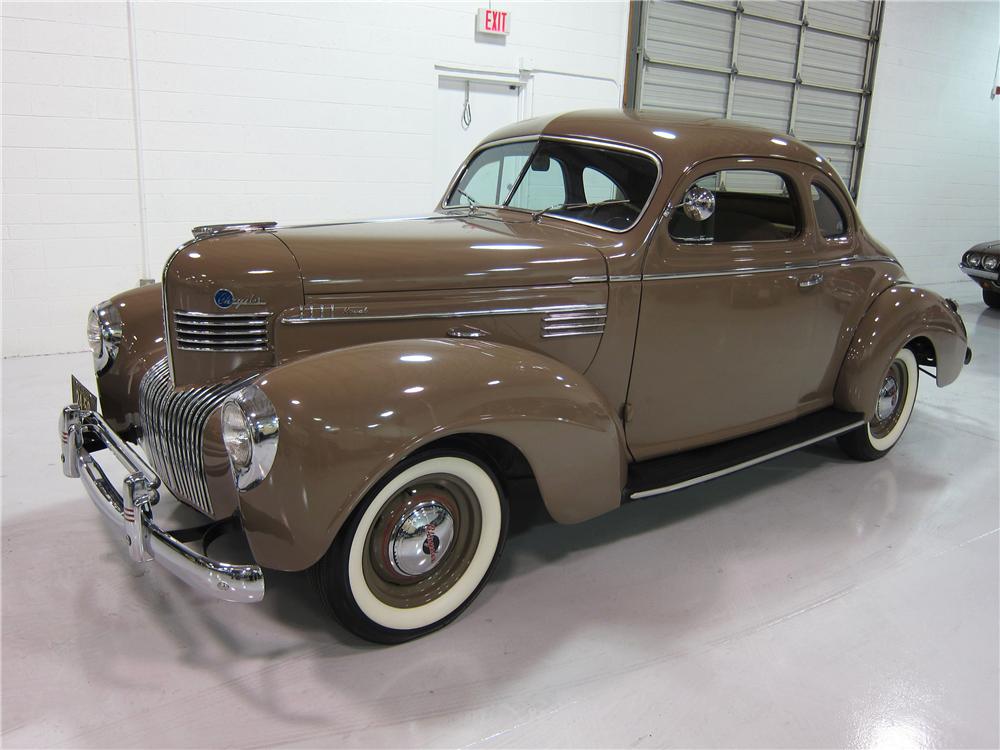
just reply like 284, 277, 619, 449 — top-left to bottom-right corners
476, 7, 509, 36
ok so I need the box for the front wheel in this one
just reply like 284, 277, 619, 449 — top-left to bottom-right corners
983, 289, 1000, 309
838, 347, 919, 461
313, 451, 508, 644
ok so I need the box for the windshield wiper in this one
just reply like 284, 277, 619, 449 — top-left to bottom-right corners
453, 188, 479, 211
530, 199, 631, 222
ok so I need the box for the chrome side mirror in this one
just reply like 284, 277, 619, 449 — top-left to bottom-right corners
681, 186, 716, 221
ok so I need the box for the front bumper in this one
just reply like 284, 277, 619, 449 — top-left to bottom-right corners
60, 404, 265, 603
959, 263, 1000, 285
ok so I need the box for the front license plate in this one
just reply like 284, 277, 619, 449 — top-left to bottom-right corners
71, 375, 98, 412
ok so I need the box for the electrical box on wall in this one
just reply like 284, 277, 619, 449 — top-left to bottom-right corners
476, 8, 509, 36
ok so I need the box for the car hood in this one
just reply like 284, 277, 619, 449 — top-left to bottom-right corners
272, 213, 615, 295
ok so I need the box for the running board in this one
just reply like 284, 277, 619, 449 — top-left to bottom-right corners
626, 408, 865, 501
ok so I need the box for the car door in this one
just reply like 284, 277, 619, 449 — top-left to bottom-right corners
796, 170, 877, 404
625, 158, 825, 461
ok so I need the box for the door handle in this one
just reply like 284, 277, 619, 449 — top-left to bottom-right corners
799, 273, 824, 288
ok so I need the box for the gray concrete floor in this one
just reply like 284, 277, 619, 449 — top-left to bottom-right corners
2, 281, 997, 748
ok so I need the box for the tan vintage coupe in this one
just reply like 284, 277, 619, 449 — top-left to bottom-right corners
61, 110, 971, 642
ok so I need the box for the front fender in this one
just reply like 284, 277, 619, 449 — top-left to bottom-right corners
95, 284, 166, 434
238, 338, 627, 571
834, 284, 968, 419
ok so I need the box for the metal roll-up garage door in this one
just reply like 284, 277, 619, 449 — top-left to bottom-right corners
627, 0, 883, 195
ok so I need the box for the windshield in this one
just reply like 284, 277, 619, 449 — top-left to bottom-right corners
444, 139, 659, 231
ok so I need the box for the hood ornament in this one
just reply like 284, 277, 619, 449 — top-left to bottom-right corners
192, 221, 276, 240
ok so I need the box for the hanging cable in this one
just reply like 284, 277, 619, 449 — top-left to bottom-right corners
461, 80, 472, 129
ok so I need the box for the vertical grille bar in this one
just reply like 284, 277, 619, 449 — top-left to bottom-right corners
137, 358, 248, 516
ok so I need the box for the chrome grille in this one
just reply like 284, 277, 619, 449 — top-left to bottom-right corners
138, 357, 247, 515
173, 310, 271, 352
540, 306, 607, 338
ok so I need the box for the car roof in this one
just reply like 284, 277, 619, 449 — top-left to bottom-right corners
479, 108, 827, 176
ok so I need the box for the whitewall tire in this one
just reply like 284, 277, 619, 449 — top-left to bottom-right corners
838, 347, 919, 461
313, 451, 508, 643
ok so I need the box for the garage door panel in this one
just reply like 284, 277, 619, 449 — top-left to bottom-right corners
642, 65, 729, 116
731, 78, 792, 133
802, 28, 868, 90
812, 143, 855, 183
808, 0, 874, 37
795, 87, 861, 142
633, 0, 881, 194
645, 1, 734, 69
737, 17, 800, 80
741, 0, 802, 23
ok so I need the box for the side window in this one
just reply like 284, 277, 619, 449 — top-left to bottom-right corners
669, 169, 800, 243
582, 167, 625, 203
811, 184, 847, 239
508, 153, 568, 210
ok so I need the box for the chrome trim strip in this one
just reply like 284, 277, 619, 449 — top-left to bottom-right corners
176, 336, 268, 346
266, 214, 450, 233
541, 313, 607, 322
174, 311, 269, 319
280, 302, 606, 325
175, 322, 268, 331
438, 134, 663, 235
60, 404, 265, 603
541, 329, 604, 338
642, 255, 893, 282
610, 274, 643, 282
570, 275, 609, 284
960, 265, 1000, 281
545, 323, 606, 332
173, 345, 269, 353
177, 323, 267, 338
628, 419, 866, 500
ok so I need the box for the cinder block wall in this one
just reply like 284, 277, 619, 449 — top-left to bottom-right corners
856, 0, 1000, 287
2, 1, 629, 356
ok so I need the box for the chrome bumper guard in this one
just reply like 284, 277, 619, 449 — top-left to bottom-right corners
60, 404, 265, 603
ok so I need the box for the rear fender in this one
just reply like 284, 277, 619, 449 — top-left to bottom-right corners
237, 338, 627, 571
834, 284, 968, 418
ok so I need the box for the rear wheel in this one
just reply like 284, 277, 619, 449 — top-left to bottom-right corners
983, 289, 1000, 309
838, 347, 919, 461
313, 451, 508, 644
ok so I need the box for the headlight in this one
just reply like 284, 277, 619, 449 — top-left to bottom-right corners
222, 402, 253, 470
983, 255, 999, 272
88, 301, 122, 375
221, 384, 279, 491
965, 252, 982, 268
87, 309, 103, 358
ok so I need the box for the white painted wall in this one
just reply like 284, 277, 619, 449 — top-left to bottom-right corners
857, 0, 1000, 288
2, 1, 629, 356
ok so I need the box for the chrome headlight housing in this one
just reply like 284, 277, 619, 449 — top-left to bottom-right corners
87, 301, 123, 375
965, 252, 982, 268
221, 384, 279, 491
982, 255, 999, 272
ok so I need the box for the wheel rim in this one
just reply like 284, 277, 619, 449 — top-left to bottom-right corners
870, 360, 908, 439
362, 473, 482, 609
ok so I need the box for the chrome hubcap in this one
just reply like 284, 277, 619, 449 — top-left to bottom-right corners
387, 500, 455, 577
876, 375, 899, 422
